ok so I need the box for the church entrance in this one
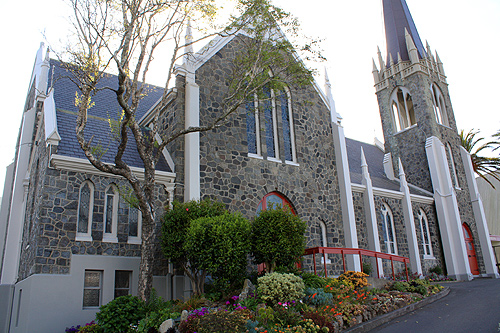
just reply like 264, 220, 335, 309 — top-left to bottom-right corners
462, 223, 480, 275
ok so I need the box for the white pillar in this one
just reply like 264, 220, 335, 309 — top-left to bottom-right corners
398, 159, 423, 275
425, 136, 471, 280
460, 147, 499, 278
360, 148, 384, 276
183, 72, 200, 202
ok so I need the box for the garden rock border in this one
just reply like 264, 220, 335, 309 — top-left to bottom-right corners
345, 287, 450, 332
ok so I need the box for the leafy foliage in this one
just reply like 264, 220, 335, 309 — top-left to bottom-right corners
303, 287, 333, 307
301, 272, 326, 289
338, 271, 369, 290
95, 295, 146, 333
161, 199, 226, 294
184, 212, 251, 292
251, 207, 306, 273
190, 309, 252, 333
460, 129, 500, 188
257, 272, 305, 306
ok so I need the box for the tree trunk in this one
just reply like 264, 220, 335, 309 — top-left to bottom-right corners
138, 213, 155, 302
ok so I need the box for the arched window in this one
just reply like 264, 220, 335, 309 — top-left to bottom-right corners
446, 143, 460, 189
380, 203, 397, 254
256, 192, 294, 215
128, 206, 142, 244
263, 84, 279, 160
246, 94, 261, 157
390, 87, 416, 132
103, 184, 119, 243
279, 88, 296, 163
417, 209, 433, 257
430, 83, 448, 126
76, 180, 94, 241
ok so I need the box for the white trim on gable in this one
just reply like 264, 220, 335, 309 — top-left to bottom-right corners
49, 154, 176, 185
44, 89, 61, 146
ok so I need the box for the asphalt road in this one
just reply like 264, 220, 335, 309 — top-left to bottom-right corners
370, 278, 500, 333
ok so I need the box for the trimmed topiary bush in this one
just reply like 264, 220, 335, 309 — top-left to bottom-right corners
257, 272, 305, 306
95, 295, 146, 332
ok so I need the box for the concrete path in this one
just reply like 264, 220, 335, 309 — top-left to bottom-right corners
370, 278, 500, 333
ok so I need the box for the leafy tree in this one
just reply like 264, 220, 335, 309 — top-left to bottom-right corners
460, 129, 500, 188
185, 212, 251, 293
251, 207, 306, 273
61, 0, 321, 301
161, 199, 226, 295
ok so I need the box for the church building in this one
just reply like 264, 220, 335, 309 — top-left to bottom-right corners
0, 0, 498, 331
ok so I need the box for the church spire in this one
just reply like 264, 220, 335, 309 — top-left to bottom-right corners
382, 0, 426, 65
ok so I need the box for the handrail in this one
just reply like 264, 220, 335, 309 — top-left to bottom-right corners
303, 247, 410, 281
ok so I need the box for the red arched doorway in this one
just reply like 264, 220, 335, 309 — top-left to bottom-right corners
462, 223, 480, 275
256, 192, 295, 273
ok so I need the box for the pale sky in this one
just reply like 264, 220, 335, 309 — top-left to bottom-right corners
0, 0, 499, 194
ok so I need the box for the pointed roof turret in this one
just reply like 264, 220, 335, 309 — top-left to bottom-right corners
382, 0, 426, 65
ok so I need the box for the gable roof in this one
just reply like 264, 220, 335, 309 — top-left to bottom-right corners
48, 60, 172, 173
346, 137, 431, 197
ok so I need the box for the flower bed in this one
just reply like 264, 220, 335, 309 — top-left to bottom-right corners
66, 271, 444, 333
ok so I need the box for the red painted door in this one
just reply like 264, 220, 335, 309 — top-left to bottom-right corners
462, 224, 480, 275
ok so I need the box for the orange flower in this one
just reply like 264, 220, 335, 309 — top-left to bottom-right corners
312, 293, 317, 298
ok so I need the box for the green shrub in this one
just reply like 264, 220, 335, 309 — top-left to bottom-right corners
184, 212, 251, 292
137, 308, 180, 333
362, 262, 373, 275
78, 323, 103, 333
429, 265, 443, 275
257, 272, 305, 306
392, 281, 410, 292
96, 295, 146, 333
301, 273, 326, 289
251, 207, 306, 273
303, 288, 333, 307
191, 309, 252, 333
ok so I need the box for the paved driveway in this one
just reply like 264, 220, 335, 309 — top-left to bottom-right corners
370, 278, 500, 333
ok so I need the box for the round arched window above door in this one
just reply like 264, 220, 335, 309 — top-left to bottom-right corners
256, 192, 295, 214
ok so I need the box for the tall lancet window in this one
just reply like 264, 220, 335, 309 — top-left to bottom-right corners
417, 209, 433, 257
77, 180, 94, 241
128, 206, 142, 244
430, 84, 449, 126
380, 203, 397, 255
280, 88, 296, 163
263, 84, 279, 160
446, 143, 460, 189
390, 87, 416, 132
103, 184, 119, 243
246, 95, 261, 157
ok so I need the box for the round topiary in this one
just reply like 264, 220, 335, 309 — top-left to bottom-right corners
257, 272, 305, 306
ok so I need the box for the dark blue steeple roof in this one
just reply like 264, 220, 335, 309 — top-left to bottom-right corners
383, 0, 426, 64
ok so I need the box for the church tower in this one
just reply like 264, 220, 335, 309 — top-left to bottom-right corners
373, 0, 499, 280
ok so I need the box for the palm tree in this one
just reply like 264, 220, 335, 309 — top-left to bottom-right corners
460, 129, 500, 188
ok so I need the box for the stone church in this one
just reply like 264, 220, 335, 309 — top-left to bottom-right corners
0, 0, 498, 331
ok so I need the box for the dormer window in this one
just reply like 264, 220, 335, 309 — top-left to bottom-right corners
390, 87, 416, 132
430, 83, 449, 126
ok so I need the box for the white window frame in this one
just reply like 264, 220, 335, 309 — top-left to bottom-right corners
114, 270, 132, 298
247, 93, 263, 159
128, 206, 142, 245
76, 180, 94, 242
83, 270, 102, 308
103, 184, 119, 243
267, 87, 281, 162
381, 203, 398, 255
418, 209, 434, 259
281, 87, 298, 165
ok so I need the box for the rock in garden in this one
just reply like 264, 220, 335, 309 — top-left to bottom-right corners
180, 310, 188, 322
238, 279, 256, 301
159, 319, 174, 333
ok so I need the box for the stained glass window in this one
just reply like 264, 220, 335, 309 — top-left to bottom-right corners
263, 85, 275, 158
280, 91, 293, 161
105, 187, 114, 234
246, 99, 257, 154
381, 204, 397, 254
78, 183, 91, 233
129, 207, 139, 238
